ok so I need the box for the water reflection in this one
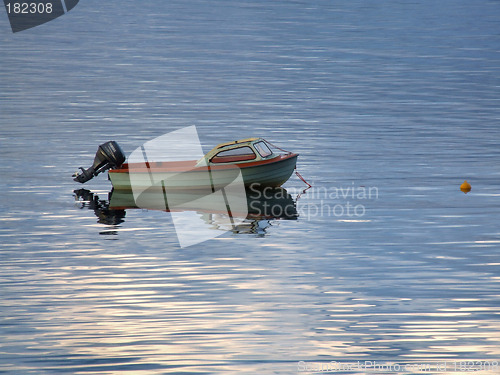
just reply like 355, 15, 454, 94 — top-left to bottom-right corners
74, 188, 126, 226
74, 186, 297, 237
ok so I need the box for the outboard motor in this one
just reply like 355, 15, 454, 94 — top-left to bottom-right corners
73, 141, 126, 183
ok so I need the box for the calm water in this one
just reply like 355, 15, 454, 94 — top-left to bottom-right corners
1, 1, 500, 374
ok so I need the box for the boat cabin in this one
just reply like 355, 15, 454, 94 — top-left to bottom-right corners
196, 138, 278, 166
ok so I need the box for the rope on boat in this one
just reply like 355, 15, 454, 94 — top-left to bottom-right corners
295, 170, 312, 189
262, 138, 292, 154
262, 138, 312, 197
295, 170, 312, 201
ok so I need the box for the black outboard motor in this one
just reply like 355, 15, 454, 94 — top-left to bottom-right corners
73, 141, 126, 183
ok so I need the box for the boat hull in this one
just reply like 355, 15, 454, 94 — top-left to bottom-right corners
108, 153, 298, 191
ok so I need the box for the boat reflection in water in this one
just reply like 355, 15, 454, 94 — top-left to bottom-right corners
74, 186, 297, 237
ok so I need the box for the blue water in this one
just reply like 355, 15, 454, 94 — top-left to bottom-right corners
1, 1, 500, 374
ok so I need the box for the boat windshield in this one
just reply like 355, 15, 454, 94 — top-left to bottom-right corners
254, 141, 273, 158
211, 146, 256, 163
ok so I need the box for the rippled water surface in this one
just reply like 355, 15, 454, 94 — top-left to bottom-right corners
1, 1, 500, 374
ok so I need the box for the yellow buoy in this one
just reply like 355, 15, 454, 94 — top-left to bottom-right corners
460, 180, 471, 194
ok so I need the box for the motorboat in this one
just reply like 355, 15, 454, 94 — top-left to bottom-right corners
73, 137, 298, 191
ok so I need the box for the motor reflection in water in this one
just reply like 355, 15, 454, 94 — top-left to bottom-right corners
74, 186, 297, 236
74, 188, 126, 226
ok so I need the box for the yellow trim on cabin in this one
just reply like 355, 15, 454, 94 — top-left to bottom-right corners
214, 137, 260, 149
196, 137, 267, 166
